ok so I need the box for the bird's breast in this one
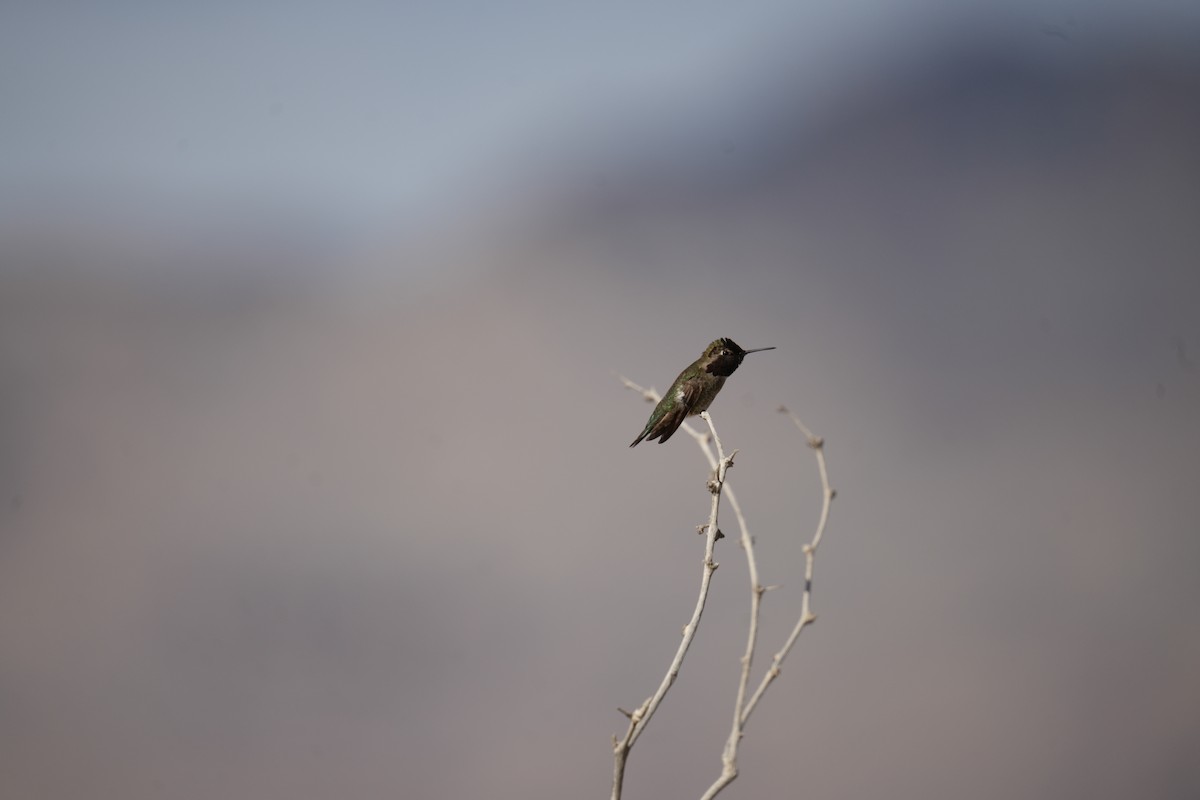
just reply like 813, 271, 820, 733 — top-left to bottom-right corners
690, 376, 725, 414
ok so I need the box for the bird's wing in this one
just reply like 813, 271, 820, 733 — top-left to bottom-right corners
677, 380, 702, 415
653, 381, 702, 444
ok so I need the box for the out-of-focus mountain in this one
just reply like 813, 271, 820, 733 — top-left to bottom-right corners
2, 14, 1199, 800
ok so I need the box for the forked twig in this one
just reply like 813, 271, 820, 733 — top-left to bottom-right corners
614, 379, 837, 800
697, 404, 836, 798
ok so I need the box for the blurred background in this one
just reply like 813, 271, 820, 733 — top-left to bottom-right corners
2, 1, 1199, 797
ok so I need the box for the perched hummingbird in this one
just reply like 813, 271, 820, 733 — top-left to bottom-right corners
630, 338, 776, 447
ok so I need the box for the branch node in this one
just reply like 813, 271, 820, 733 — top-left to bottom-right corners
617, 707, 634, 720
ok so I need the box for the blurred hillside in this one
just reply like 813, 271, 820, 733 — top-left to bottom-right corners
3, 8, 1200, 800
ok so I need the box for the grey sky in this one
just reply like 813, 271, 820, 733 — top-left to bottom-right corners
2, 1, 813, 223
5, 1, 1179, 232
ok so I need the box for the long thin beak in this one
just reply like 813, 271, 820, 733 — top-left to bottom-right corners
743, 346, 776, 354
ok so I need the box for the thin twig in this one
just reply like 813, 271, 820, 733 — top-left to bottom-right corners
698, 404, 835, 799
738, 406, 835, 724
615, 379, 837, 800
611, 378, 737, 800
699, 462, 763, 797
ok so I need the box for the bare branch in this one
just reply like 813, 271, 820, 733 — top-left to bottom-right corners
615, 380, 838, 800
697, 452, 763, 798
611, 378, 735, 800
698, 405, 836, 799
738, 406, 835, 724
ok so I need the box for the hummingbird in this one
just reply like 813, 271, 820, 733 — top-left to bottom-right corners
630, 338, 776, 447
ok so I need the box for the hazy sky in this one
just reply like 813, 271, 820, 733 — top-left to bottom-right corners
2, 0, 822, 223
5, 1, 1188, 232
